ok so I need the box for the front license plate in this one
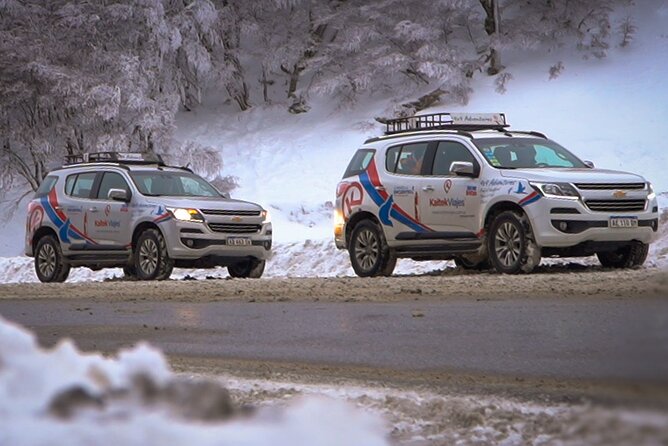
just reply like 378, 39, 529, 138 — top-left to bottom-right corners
228, 237, 251, 246
609, 217, 638, 228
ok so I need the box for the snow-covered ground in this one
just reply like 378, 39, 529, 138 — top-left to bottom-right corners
1, 2, 667, 282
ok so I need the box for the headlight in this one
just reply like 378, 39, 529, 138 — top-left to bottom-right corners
261, 210, 271, 223
167, 207, 204, 222
647, 182, 656, 200
530, 182, 580, 200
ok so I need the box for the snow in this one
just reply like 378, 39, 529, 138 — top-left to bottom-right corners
2, 315, 666, 446
0, 316, 388, 446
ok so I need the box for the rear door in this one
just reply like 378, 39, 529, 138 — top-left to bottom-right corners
62, 171, 98, 248
381, 141, 436, 238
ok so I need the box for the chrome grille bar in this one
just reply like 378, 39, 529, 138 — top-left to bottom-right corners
575, 183, 645, 190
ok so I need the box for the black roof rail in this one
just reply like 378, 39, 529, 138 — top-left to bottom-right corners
63, 152, 165, 166
364, 129, 474, 144
505, 130, 548, 139
384, 112, 508, 135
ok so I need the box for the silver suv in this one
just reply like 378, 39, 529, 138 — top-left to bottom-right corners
25, 152, 272, 282
335, 113, 659, 276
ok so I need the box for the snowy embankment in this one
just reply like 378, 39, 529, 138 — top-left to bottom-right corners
0, 316, 387, 446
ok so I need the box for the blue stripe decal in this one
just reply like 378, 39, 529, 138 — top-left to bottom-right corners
390, 208, 427, 232
520, 195, 541, 207
41, 196, 63, 227
359, 171, 384, 206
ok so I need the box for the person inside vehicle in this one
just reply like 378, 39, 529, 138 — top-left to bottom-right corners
400, 152, 422, 174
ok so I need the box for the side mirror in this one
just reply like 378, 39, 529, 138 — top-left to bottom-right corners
583, 160, 595, 168
108, 188, 131, 202
450, 161, 477, 178
221, 192, 231, 199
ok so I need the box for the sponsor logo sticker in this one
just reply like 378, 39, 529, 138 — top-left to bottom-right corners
429, 197, 466, 208
466, 186, 477, 196
444, 179, 452, 193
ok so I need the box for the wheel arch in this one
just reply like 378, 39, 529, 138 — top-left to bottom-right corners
344, 211, 381, 249
483, 201, 526, 232
131, 221, 162, 250
32, 226, 59, 253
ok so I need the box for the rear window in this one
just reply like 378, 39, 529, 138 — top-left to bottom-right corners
34, 176, 58, 198
66, 172, 97, 199
343, 149, 375, 178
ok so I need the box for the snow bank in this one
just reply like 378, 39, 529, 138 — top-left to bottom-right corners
0, 316, 387, 446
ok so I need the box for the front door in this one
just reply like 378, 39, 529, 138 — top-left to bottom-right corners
89, 171, 132, 249
419, 140, 482, 235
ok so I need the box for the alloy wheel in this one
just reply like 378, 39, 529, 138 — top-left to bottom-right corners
37, 243, 56, 278
494, 221, 521, 267
354, 228, 379, 271
139, 238, 159, 275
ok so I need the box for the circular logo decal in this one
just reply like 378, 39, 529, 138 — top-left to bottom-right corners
444, 179, 452, 193
29, 207, 44, 234
342, 182, 364, 219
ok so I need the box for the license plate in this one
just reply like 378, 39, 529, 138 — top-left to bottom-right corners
227, 237, 251, 246
609, 217, 638, 228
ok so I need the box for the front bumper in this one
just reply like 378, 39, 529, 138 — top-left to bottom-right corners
161, 219, 273, 260
526, 196, 659, 247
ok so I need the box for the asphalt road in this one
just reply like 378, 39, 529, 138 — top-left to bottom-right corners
1, 296, 667, 384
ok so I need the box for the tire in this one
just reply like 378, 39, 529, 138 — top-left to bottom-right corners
34, 235, 70, 283
597, 242, 649, 268
134, 229, 174, 280
228, 259, 266, 279
454, 255, 490, 271
123, 265, 137, 279
348, 220, 396, 277
487, 211, 541, 274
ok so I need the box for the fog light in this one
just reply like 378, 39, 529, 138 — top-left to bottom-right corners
559, 221, 568, 232
185, 239, 194, 248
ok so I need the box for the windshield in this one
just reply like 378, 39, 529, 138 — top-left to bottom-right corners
130, 171, 221, 197
473, 138, 586, 169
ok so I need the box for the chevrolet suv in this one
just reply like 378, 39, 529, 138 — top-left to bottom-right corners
25, 152, 272, 282
335, 113, 659, 276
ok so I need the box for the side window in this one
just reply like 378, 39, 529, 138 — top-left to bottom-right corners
395, 143, 428, 176
97, 172, 130, 199
65, 175, 77, 195
386, 146, 401, 172
432, 141, 477, 176
35, 176, 58, 198
343, 149, 375, 178
69, 172, 97, 199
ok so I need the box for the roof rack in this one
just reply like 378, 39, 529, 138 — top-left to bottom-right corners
384, 112, 508, 135
64, 152, 165, 166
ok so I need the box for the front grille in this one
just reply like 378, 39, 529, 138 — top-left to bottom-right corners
208, 223, 262, 234
575, 183, 645, 190
201, 209, 261, 216
584, 199, 646, 212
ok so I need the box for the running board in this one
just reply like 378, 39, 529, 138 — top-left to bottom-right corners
395, 231, 478, 241
394, 241, 481, 259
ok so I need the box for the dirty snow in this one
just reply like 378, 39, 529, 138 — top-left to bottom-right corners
0, 316, 388, 446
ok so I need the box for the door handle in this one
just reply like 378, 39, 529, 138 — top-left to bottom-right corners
374, 186, 386, 192
88, 207, 99, 213
422, 186, 435, 192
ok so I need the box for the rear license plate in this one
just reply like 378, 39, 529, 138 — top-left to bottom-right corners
228, 237, 251, 246
609, 217, 638, 228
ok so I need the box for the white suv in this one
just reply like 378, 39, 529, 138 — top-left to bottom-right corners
25, 152, 272, 282
334, 113, 659, 276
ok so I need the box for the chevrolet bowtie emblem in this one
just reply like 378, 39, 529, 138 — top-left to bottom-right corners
612, 190, 627, 199
231, 216, 243, 222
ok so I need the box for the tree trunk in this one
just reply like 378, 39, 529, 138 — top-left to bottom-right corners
478, 0, 503, 75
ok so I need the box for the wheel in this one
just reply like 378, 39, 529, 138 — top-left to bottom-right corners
348, 220, 395, 277
123, 265, 137, 279
454, 254, 490, 270
487, 211, 541, 274
597, 243, 648, 268
134, 229, 174, 280
228, 259, 266, 278
34, 235, 70, 283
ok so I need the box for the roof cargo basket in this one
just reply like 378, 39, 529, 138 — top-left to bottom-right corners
64, 152, 165, 166
384, 112, 508, 135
